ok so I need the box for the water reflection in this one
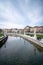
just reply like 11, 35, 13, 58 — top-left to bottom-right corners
34, 47, 37, 56
0, 44, 3, 48
0, 36, 43, 65
24, 40, 25, 44
4, 43, 6, 48
0, 42, 6, 48
23, 38, 43, 52
20, 37, 21, 40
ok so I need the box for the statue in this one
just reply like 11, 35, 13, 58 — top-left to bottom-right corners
34, 28, 37, 40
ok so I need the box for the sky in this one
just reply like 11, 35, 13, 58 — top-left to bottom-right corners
0, 0, 43, 29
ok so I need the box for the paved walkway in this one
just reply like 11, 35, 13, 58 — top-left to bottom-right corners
18, 34, 43, 48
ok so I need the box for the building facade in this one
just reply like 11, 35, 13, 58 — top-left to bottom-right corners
24, 26, 43, 34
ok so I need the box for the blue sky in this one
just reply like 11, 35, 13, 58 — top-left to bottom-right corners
0, 0, 43, 29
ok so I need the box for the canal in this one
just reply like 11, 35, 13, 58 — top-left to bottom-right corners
0, 36, 43, 65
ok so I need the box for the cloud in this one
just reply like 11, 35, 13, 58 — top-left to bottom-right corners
17, 0, 43, 25
27, 9, 43, 26
0, 0, 43, 28
0, 2, 25, 23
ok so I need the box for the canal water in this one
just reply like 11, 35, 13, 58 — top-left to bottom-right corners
0, 36, 43, 65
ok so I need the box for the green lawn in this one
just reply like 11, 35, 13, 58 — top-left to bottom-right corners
0, 33, 4, 37
26, 34, 43, 38
37, 35, 43, 39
